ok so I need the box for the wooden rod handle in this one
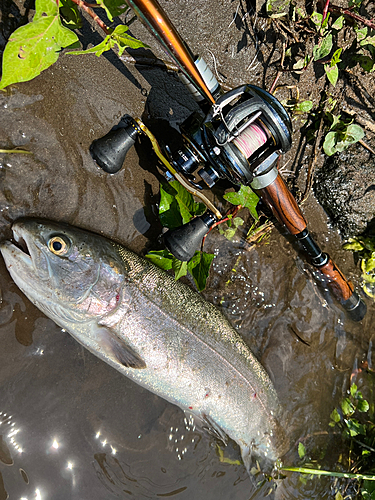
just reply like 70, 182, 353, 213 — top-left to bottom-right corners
257, 174, 306, 235
314, 257, 354, 302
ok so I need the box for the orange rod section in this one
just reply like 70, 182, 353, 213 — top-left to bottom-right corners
127, 0, 215, 104
314, 258, 354, 302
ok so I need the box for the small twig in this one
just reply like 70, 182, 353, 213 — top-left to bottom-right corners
327, 4, 375, 30
301, 114, 325, 202
269, 38, 286, 94
70, 0, 111, 35
358, 139, 375, 155
344, 109, 375, 135
277, 19, 300, 43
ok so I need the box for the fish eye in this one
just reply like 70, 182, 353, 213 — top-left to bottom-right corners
48, 235, 70, 255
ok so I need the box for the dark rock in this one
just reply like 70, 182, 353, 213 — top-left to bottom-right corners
314, 145, 375, 238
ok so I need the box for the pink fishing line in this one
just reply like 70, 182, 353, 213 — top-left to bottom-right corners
232, 122, 268, 159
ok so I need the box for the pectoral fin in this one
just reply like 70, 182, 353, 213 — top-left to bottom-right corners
92, 324, 146, 369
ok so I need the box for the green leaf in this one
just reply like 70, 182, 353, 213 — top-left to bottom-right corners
331, 48, 342, 66
341, 398, 355, 417
361, 35, 375, 48
366, 255, 375, 273
345, 123, 365, 144
0, 0, 79, 89
313, 34, 333, 61
59, 0, 82, 29
310, 11, 323, 27
95, 0, 128, 22
357, 399, 370, 413
266, 0, 290, 18
295, 100, 313, 113
356, 26, 368, 42
346, 418, 365, 436
323, 131, 337, 156
343, 239, 365, 252
330, 408, 341, 423
156, 180, 205, 229
172, 258, 188, 281
325, 64, 339, 86
187, 251, 214, 292
331, 15, 344, 30
67, 25, 147, 57
224, 185, 259, 220
218, 217, 244, 241
145, 250, 173, 271
350, 383, 358, 397
298, 442, 306, 459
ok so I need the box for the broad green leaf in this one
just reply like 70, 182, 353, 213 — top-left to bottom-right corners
341, 397, 355, 416
325, 64, 339, 86
330, 408, 341, 423
0, 0, 78, 89
313, 34, 333, 61
332, 16, 344, 30
145, 250, 173, 270
224, 185, 259, 220
335, 492, 344, 500
346, 418, 365, 436
188, 251, 214, 292
59, 0, 82, 29
95, 0, 128, 22
157, 183, 183, 229
323, 131, 337, 156
357, 399, 370, 413
172, 258, 188, 281
345, 123, 365, 143
298, 442, 306, 459
171, 180, 206, 223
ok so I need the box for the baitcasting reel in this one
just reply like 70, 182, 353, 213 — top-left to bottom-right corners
91, 83, 292, 188
90, 0, 366, 321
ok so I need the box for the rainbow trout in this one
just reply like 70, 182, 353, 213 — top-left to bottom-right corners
0, 218, 287, 469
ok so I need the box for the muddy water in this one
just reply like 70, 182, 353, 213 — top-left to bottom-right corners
0, 6, 375, 500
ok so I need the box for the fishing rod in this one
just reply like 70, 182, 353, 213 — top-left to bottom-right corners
90, 0, 366, 321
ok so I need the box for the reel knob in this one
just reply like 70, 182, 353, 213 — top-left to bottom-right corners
90, 115, 141, 174
164, 211, 217, 261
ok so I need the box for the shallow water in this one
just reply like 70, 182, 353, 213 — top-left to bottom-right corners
1, 3, 374, 499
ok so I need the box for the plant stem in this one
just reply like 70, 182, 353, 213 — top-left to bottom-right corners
281, 466, 375, 480
321, 0, 330, 32
327, 4, 375, 30
70, 0, 111, 35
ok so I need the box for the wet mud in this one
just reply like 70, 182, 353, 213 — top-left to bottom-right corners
0, 0, 375, 499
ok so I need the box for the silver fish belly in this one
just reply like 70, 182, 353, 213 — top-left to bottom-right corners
0, 218, 287, 469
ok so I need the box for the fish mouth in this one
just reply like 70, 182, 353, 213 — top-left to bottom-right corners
0, 222, 42, 285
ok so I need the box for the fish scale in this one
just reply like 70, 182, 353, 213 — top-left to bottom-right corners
0, 218, 288, 472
